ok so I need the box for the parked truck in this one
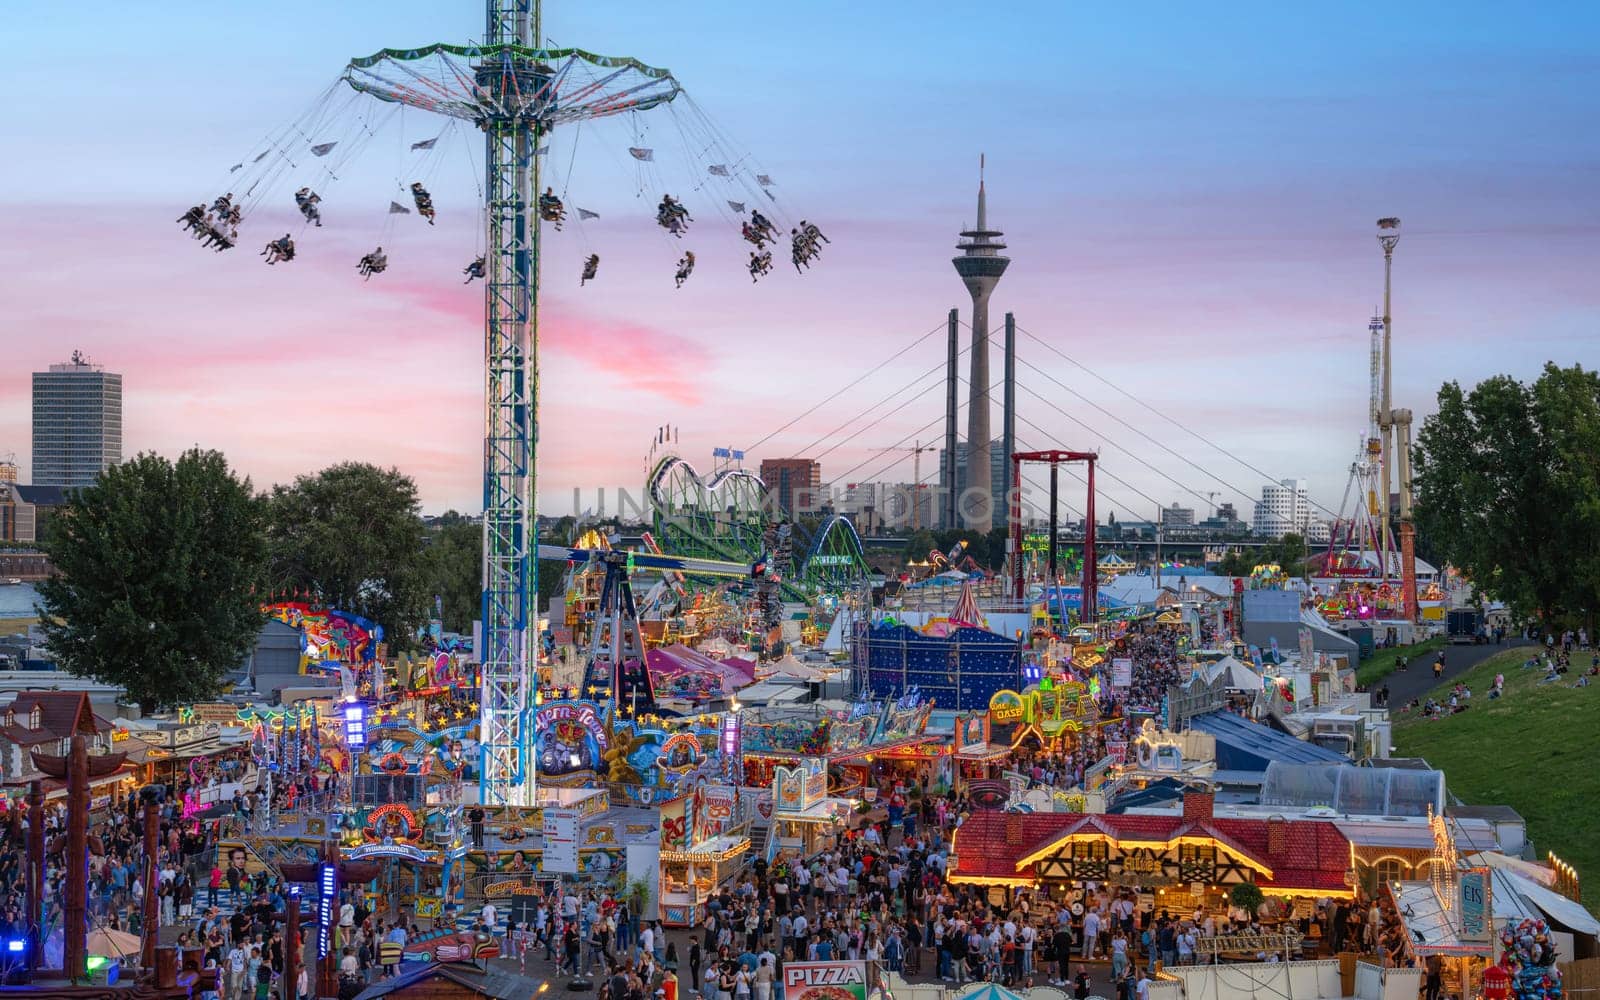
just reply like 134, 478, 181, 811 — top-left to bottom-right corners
1446, 608, 1484, 644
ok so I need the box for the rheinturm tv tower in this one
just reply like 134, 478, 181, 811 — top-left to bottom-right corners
953, 156, 1009, 530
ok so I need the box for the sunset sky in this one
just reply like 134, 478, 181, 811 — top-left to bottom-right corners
3, 1, 1596, 520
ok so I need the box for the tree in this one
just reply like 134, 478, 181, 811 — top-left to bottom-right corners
265, 463, 429, 646
1214, 533, 1304, 579
422, 513, 481, 634
1413, 364, 1600, 631
38, 450, 266, 711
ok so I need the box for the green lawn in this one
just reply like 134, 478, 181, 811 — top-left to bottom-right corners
1356, 635, 1448, 686
1393, 646, 1600, 913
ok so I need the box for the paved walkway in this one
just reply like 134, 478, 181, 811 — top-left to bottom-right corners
1377, 637, 1532, 707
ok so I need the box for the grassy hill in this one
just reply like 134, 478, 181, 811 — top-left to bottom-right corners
1356, 635, 1447, 686
1392, 645, 1600, 912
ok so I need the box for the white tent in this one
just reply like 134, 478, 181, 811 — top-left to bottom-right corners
761, 654, 825, 682
1202, 655, 1263, 691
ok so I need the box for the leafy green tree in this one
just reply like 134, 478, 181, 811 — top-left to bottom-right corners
1414, 363, 1600, 627
1414, 364, 1600, 631
265, 463, 428, 647
38, 450, 266, 711
422, 512, 481, 634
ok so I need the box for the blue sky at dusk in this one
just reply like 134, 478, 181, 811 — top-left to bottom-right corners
2, 1, 1596, 518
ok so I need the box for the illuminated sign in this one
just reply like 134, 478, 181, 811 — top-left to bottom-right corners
988, 690, 1025, 724
317, 862, 337, 959
782, 961, 868, 1000
342, 702, 367, 749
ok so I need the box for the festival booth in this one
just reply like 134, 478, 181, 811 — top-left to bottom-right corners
949, 791, 1353, 921
740, 696, 940, 806
1381, 811, 1594, 1000
766, 759, 850, 859
657, 783, 751, 927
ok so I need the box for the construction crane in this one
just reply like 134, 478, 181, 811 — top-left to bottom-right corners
874, 440, 938, 530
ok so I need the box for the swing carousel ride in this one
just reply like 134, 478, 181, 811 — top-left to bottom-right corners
180, 0, 830, 809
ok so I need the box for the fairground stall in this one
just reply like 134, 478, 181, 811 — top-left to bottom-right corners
656, 783, 751, 927
739, 695, 940, 813
949, 790, 1353, 939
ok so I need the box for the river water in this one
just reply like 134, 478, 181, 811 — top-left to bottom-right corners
0, 582, 41, 620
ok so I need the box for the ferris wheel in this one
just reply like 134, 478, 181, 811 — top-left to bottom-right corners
184, 0, 828, 806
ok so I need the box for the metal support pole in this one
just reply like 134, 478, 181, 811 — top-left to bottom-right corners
1155, 504, 1163, 590
944, 308, 959, 530
1048, 463, 1059, 585
1003, 312, 1016, 516
317, 841, 340, 1000
285, 890, 302, 1000
141, 788, 162, 971
1084, 458, 1098, 627
26, 779, 42, 972
64, 735, 87, 983
1010, 453, 1024, 600
1377, 218, 1400, 582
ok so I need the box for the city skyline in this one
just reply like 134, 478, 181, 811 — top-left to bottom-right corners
1, 2, 1595, 516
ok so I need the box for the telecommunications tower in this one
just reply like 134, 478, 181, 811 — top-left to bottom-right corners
952, 156, 1009, 531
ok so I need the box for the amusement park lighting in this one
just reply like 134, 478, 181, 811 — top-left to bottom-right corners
568, 753, 582, 769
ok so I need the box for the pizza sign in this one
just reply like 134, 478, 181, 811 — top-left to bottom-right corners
782, 961, 868, 1000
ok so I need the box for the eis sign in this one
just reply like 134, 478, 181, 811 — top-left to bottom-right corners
782, 961, 868, 1000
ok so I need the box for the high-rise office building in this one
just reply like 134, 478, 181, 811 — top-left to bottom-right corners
32, 352, 122, 488
758, 458, 822, 517
1252, 478, 1312, 538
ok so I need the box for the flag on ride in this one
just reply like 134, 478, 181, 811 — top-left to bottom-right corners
756, 174, 775, 186
535, 145, 549, 155
410, 137, 438, 151
310, 142, 338, 156
229, 163, 242, 173
253, 150, 270, 163
389, 201, 411, 214
578, 208, 600, 220
727, 200, 746, 213
707, 164, 729, 176
628, 147, 654, 161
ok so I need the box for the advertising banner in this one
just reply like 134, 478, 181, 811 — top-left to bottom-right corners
1459, 868, 1491, 943
542, 808, 580, 874
782, 961, 869, 1000
1111, 658, 1133, 688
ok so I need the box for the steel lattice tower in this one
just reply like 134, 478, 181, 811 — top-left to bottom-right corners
340, 0, 683, 805
479, 0, 541, 807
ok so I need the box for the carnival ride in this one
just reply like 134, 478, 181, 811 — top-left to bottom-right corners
646, 453, 869, 596
189, 0, 830, 806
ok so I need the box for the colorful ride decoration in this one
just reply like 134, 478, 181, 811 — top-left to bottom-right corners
1249, 564, 1287, 589
532, 701, 610, 787
1315, 581, 1404, 621
264, 601, 383, 674
741, 695, 933, 758
1499, 919, 1564, 1000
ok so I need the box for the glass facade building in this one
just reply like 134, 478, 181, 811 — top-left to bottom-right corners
32, 353, 122, 488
